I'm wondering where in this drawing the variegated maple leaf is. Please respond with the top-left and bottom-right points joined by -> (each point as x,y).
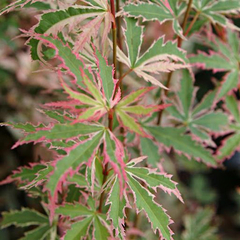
106,156 -> 182,240
165,69 -> 228,146
1,208 -> 52,240
190,30 -> 240,99
144,124 -> 217,166
122,0 -> 187,39
115,87 -> 169,136
115,17 -> 189,88
24,0 -> 113,60
55,202 -> 111,240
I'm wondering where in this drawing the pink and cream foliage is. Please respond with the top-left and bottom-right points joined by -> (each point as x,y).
0,0 -> 239,239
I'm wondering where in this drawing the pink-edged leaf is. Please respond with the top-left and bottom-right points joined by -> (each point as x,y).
218,70 -> 239,99
95,48 -> 117,106
117,87 -> 155,107
23,164 -> 54,190
123,17 -> 143,68
63,216 -> 94,240
127,172 -> 173,240
145,126 -> 217,166
217,133 -> 240,161
55,203 -> 94,218
116,110 -> 146,136
93,216 -> 111,240
126,166 -> 183,202
121,104 -> 169,116
103,130 -> 127,196
0,0 -> 33,15
46,129 -> 104,219
82,72 -> 106,106
62,80 -> 100,106
30,35 -> 88,87
0,163 -> 47,186
76,106 -> 107,122
1,122 -> 44,133
106,176 -> 127,238
16,123 -> 104,146
189,51 -> 234,72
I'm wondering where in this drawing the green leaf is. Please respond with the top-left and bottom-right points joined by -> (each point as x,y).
208,1 -> 240,13
218,70 -> 239,99
95,48 -> 114,104
127,173 -> 172,240
93,216 -> 110,240
56,203 -> 94,218
1,208 -> 48,228
226,95 -> 240,123
107,177 -> 126,236
68,173 -> 88,187
41,110 -> 66,124
182,208 -> 218,240
123,3 -> 173,24
126,167 -> 176,190
217,133 -> 240,160
228,30 -> 239,58
178,70 -> 194,118
24,165 -> 54,189
192,112 -> 228,132
121,105 -> 158,115
140,138 -> 160,167
21,123 -> 104,143
192,90 -> 216,116
11,164 -> 47,183
135,37 -> 187,68
124,17 -> 143,67
189,125 -> 209,140
32,36 -> 88,87
64,216 -> 93,240
146,126 -> 216,166
117,87 -> 153,107
189,53 -> 233,71
116,110 -> 144,135
2,122 -> 43,133
30,7 -> 104,58
20,224 -> 51,240
0,0 -> 32,15
62,81 -> 100,106
46,130 -> 104,197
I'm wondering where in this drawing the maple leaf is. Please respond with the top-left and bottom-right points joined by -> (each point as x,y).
217,95 -> 240,161
115,87 -> 169,136
55,202 -> 111,239
165,70 -> 228,145
26,0 -> 113,61
145,125 -> 217,166
115,17 -> 189,88
190,30 -> 240,99
192,0 -> 240,30
1,208 -> 52,240
122,1 -> 187,39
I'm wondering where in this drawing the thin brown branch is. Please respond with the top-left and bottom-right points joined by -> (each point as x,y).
177,0 -> 193,47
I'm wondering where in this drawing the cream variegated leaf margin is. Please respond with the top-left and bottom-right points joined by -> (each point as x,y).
116,17 -> 189,89
27,0 -> 112,60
